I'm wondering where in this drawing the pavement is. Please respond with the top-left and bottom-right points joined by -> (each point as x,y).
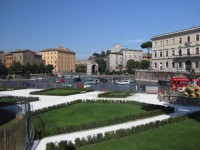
0,89 -> 200,150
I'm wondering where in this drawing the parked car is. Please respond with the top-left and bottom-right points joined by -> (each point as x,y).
84,83 -> 91,88
37,77 -> 43,80
62,83 -> 73,88
74,77 -> 81,82
23,82 -> 35,87
29,77 -> 37,81
117,80 -> 130,85
158,79 -> 170,86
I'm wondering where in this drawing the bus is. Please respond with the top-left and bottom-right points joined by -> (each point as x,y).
169,77 -> 200,91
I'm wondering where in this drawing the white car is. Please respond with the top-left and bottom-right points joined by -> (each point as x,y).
37,77 -> 43,80
84,83 -> 91,88
29,77 -> 37,81
117,80 -> 130,85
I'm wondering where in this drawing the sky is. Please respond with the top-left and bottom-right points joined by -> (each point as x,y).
0,0 -> 200,60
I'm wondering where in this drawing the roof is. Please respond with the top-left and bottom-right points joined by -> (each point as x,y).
11,49 -> 36,54
40,46 -> 75,54
151,26 -> 200,40
121,48 -> 143,52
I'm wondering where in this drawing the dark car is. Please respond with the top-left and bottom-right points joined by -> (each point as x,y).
99,78 -> 107,83
23,82 -> 35,87
74,77 -> 81,82
158,79 -> 170,86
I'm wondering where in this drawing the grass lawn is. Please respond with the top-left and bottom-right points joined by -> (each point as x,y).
30,88 -> 88,96
32,103 -> 148,133
79,118 -> 200,150
98,91 -> 131,98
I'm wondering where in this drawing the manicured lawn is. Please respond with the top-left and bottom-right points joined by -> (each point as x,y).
32,103 -> 147,133
79,118 -> 200,150
30,88 -> 89,96
98,91 -> 132,98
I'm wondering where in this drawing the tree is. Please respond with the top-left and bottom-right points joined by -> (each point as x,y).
106,50 -> 111,56
0,62 -> 8,76
117,64 -> 123,72
141,60 -> 150,69
126,60 -> 135,74
141,41 -> 152,60
100,50 -> 106,57
45,64 -> 54,74
95,57 -> 107,74
8,61 -> 23,75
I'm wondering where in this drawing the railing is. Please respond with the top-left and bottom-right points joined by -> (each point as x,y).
0,102 -> 34,150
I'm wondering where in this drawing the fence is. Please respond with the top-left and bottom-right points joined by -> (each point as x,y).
0,102 -> 34,150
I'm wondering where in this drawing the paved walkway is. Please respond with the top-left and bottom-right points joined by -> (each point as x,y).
0,89 -> 200,150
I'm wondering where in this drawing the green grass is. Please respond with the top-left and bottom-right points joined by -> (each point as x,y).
30,88 -> 89,96
32,103 -> 147,132
79,118 -> 200,150
98,91 -> 131,98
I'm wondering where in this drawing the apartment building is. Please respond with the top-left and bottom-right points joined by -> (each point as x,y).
3,50 -> 44,68
151,26 -> 200,72
40,46 -> 76,74
0,51 -> 5,64
107,44 -> 143,71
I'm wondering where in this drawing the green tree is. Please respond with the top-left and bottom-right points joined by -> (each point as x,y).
45,64 -> 54,74
141,41 -> 152,60
101,50 -> 106,57
106,50 -> 111,56
141,60 -> 150,69
0,62 -> 8,76
76,64 -> 87,73
8,61 -> 23,75
126,60 -> 135,74
95,57 -> 107,74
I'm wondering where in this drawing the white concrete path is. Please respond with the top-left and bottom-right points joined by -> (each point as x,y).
0,89 -> 200,150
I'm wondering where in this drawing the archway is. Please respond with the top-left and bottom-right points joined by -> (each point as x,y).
91,64 -> 97,75
185,60 -> 192,72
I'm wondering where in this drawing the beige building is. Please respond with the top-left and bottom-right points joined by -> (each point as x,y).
0,51 -> 5,64
151,26 -> 200,72
11,50 -> 44,66
107,44 -> 143,71
40,46 -> 76,74
4,50 -> 44,68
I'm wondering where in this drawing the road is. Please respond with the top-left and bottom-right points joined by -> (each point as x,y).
0,76 -> 170,93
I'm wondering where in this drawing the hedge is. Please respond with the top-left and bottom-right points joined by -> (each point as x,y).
30,88 -> 93,96
33,99 -> 174,139
0,96 -> 39,107
98,91 -> 132,98
46,111 -> 200,150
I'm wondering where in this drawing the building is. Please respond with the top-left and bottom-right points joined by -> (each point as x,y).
40,46 -> 76,74
151,26 -> 200,72
107,44 -> 143,71
3,50 -> 44,68
0,51 -> 5,64
11,50 -> 44,66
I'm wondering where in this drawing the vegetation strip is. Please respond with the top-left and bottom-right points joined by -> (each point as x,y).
30,88 -> 93,96
32,99 -> 174,139
46,111 -> 200,150
0,96 -> 39,106
98,91 -> 132,98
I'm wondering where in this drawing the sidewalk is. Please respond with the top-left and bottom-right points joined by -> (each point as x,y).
1,89 -> 199,150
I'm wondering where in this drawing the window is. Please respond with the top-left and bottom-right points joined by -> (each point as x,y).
155,42 -> 157,47
166,40 -> 168,45
155,63 -> 157,68
179,37 -> 182,43
196,48 -> 199,54
166,62 -> 168,68
160,41 -> 163,46
172,62 -> 175,68
179,62 -> 182,68
187,36 -> 190,42
196,34 -> 199,41
155,52 -> 157,57
160,51 -> 162,57
172,50 -> 175,56
195,62 -> 199,68
166,51 -> 168,57
172,39 -> 175,44
178,49 -> 182,56
187,48 -> 190,55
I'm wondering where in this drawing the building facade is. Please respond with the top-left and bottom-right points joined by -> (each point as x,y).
151,26 -> 200,72
40,46 -> 76,74
4,50 -> 44,68
107,44 -> 143,71
0,51 -> 5,64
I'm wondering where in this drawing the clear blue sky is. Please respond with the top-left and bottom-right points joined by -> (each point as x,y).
1,0 -> 200,60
